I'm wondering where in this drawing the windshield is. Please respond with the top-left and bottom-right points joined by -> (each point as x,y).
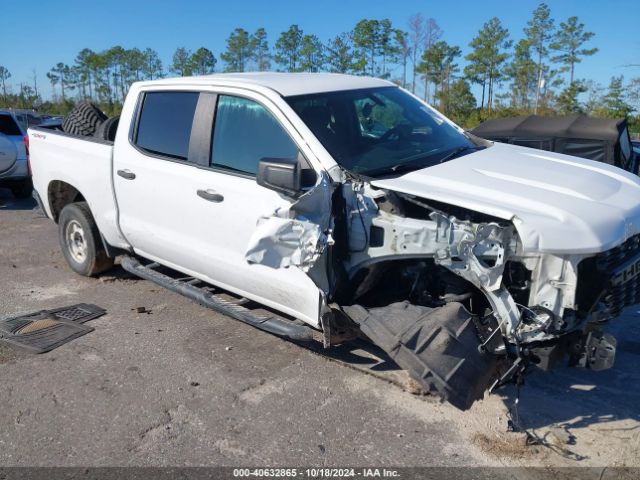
286,86 -> 482,177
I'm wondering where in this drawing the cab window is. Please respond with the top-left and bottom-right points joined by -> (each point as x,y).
210,95 -> 298,175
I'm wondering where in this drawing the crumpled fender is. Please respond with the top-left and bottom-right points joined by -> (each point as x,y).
245,174 -> 333,272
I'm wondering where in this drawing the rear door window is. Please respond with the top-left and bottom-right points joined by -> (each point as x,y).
0,115 -> 23,136
135,91 -> 199,160
210,95 -> 298,175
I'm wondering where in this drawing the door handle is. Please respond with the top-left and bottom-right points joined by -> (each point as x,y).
117,169 -> 136,180
197,189 -> 224,203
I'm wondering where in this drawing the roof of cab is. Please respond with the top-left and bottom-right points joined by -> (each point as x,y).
138,72 -> 395,97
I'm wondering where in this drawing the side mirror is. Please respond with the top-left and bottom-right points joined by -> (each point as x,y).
257,157 -> 302,196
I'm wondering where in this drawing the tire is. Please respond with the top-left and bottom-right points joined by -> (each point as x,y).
93,116 -> 119,142
62,102 -> 108,137
10,178 -> 33,199
344,301 -> 498,410
58,202 -> 114,276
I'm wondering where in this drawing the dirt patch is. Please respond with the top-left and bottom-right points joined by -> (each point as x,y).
472,432 -> 544,460
0,344 -> 29,364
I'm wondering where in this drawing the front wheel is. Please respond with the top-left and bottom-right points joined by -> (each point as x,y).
58,202 -> 114,276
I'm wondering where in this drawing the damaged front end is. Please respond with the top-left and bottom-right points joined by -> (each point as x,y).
245,175 -> 622,410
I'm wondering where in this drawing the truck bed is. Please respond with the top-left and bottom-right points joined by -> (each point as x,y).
28,126 -> 126,250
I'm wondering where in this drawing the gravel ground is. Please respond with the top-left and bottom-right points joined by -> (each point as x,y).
0,188 -> 638,474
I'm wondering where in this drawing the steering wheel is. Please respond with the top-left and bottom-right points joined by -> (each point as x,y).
379,124 -> 412,142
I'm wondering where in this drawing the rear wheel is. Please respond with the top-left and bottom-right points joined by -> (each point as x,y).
10,178 -> 33,199
58,202 -> 114,276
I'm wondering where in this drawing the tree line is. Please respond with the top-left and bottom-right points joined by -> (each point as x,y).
1,3 -> 639,131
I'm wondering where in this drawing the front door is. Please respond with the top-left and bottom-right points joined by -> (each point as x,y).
114,88 -> 323,326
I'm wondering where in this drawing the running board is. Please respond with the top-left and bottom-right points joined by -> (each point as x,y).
120,256 -> 315,342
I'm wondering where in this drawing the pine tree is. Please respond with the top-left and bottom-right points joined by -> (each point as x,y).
503,39 -> 537,109
220,29 -> 253,72
378,19 -> 398,78
299,35 -> 324,72
438,79 -> 476,121
142,48 -> 163,80
556,80 -> 587,114
524,3 -> 555,113
191,47 -> 217,75
407,13 -> 425,93
171,47 -> 192,76
551,16 -> 597,84
352,19 -> 380,76
46,63 -> 72,101
74,48 -> 96,99
394,30 -> 410,88
422,18 -> 442,101
252,28 -> 271,71
464,17 -> 511,111
602,76 -> 633,117
418,41 -> 460,110
326,33 -> 356,73
274,25 -> 304,72
0,66 -> 11,98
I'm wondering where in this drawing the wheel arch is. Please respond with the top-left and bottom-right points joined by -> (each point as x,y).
47,180 -> 87,223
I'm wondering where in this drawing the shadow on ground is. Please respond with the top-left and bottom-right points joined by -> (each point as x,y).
306,306 -> 640,434
0,188 -> 36,211
498,308 -> 640,432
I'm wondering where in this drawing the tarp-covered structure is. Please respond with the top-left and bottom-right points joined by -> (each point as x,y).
471,115 -> 634,171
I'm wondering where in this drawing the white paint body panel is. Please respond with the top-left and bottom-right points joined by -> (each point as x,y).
28,131 -> 126,249
143,72 -> 394,97
372,142 -> 640,254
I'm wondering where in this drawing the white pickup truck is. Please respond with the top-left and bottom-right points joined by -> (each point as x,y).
29,73 -> 640,410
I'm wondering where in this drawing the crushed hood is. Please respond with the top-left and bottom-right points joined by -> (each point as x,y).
371,142 -> 640,254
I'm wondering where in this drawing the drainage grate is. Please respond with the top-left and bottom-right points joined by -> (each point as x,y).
0,304 -> 106,354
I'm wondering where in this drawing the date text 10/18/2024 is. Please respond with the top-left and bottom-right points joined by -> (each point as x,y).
232,468 -> 401,478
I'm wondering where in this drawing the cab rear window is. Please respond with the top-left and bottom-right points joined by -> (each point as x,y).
0,115 -> 22,136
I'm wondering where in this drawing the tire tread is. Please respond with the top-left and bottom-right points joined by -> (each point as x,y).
62,102 -> 108,137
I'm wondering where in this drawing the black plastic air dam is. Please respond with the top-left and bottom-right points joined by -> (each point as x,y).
343,301 -> 498,410
120,255 -> 315,342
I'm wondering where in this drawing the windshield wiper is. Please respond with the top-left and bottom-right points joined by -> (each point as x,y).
437,145 -> 485,163
363,159 -> 433,177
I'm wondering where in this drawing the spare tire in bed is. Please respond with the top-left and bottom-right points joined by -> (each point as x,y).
62,101 -> 108,137
93,116 -> 119,142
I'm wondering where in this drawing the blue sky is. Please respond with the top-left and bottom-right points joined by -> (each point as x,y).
2,0 -> 639,99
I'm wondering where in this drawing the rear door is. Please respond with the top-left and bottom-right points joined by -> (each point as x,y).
114,88 -> 323,325
113,90 -> 202,260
